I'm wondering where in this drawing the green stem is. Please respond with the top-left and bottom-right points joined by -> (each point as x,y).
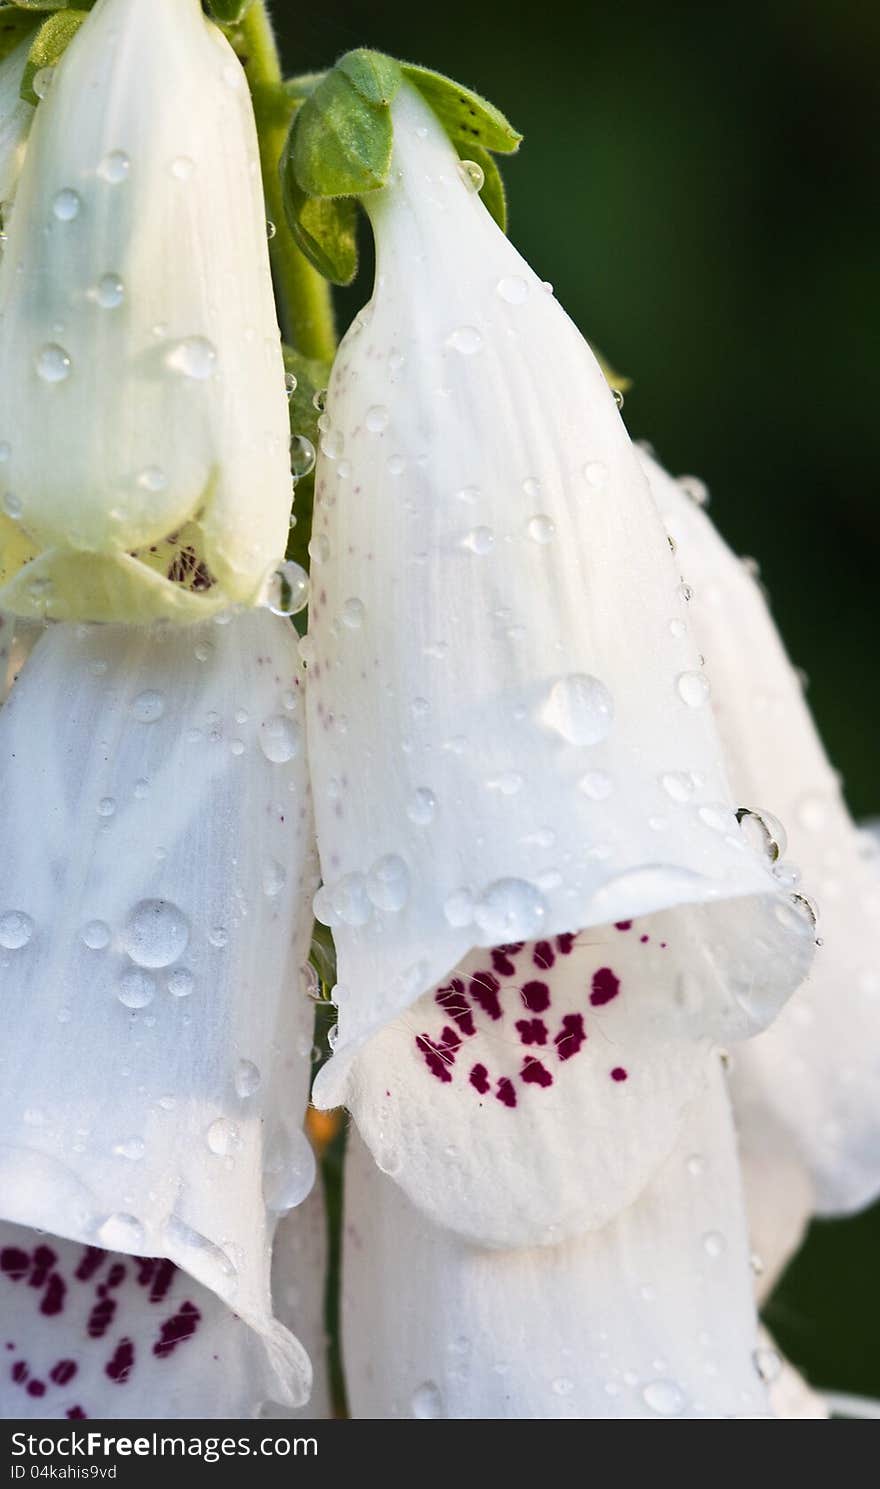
236,3 -> 337,363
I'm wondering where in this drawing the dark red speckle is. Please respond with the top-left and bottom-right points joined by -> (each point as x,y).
496,1077 -> 517,1108
470,1063 -> 490,1095
50,1360 -> 78,1386
521,980 -> 550,1013
590,967 -> 620,1006
533,941 -> 555,970
516,1017 -> 548,1046
555,1012 -> 586,1061
610,1066 -> 628,1082
436,980 -> 475,1036
521,1057 -> 553,1088
154,1301 -> 201,1358
469,971 -> 502,1021
106,1338 -> 135,1383
614,921 -> 632,932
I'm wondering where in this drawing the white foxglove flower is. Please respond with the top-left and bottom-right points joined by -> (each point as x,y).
343,1059 -> 775,1419
0,611 -> 318,1411
0,0 -> 291,623
642,452 -> 880,1238
0,36 -> 33,204
0,1195 -> 327,1420
307,81 -> 815,1245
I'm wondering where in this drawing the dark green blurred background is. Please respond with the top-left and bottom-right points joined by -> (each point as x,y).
270,0 -> 880,1400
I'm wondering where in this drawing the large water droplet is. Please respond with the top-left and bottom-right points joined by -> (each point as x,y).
206,1117 -> 242,1156
98,150 -> 130,184
81,920 -> 111,950
330,872 -> 372,927
497,275 -> 529,305
642,1379 -> 686,1416
131,689 -> 165,723
167,336 -> 217,380
123,899 -> 189,969
527,514 -> 556,544
736,807 -> 787,863
474,879 -> 546,940
290,434 -> 316,480
366,855 -> 410,913
117,969 -> 156,1009
167,968 -> 194,998
95,273 -> 124,309
266,560 -> 309,617
0,910 -> 33,950
35,344 -> 71,384
52,188 -> 81,222
259,714 -> 301,764
235,1059 -> 262,1098
32,67 -> 55,100
457,159 -> 484,192
263,1126 -> 316,1212
543,674 -> 614,746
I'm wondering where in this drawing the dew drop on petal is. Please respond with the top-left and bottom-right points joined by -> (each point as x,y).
290,434 -> 316,480
263,1126 -> 316,1212
52,188 -> 80,222
167,968 -> 194,999
137,466 -> 167,493
32,67 -> 55,100
407,787 -> 436,826
206,1117 -> 242,1156
543,673 -> 614,746
527,514 -> 556,544
462,526 -> 494,555
170,155 -> 194,181
411,1382 -> 444,1419
457,159 -> 484,192
584,460 -> 607,488
0,911 -> 33,949
81,920 -> 111,951
474,878 -> 546,941
131,689 -> 165,723
702,1230 -> 726,1258
234,1060 -> 262,1099
497,275 -> 529,305
642,1380 -> 686,1416
117,969 -> 157,1009
579,770 -> 614,800
320,429 -> 344,460
266,560 -> 309,617
341,598 -> 365,629
443,888 -> 474,927
95,273 -> 124,309
96,1213 -> 144,1250
447,326 -> 482,355
366,854 -> 410,913
365,405 -> 389,434
98,150 -> 130,184
259,715 -> 301,764
167,336 -> 217,380
676,671 -> 711,707
123,900 -> 189,969
35,344 -> 71,384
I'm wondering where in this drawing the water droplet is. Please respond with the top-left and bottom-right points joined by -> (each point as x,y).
99,150 -> 130,184
543,673 -> 614,746
612,388 -> 625,410
35,344 -> 71,384
579,769 -> 614,800
462,526 -> 494,555
96,1213 -> 144,1250
167,968 -> 194,998
702,1230 -> 726,1258
131,689 -> 165,723
584,460 -> 607,488
736,807 -> 787,863
487,771 -> 524,796
527,514 -> 556,544
474,879 -> 546,941
341,597 -> 365,629
407,787 -> 436,825
290,434 -> 316,480
95,273 -> 124,309
497,275 -> 529,304
551,1377 -> 575,1397
447,325 -> 482,355
163,1216 -> 238,1295
97,796 -> 116,818
366,854 -> 410,913
266,218 -> 276,240
2,491 -> 21,519
123,900 -> 189,969
686,1153 -> 705,1177
235,1059 -> 262,1098
112,1137 -> 145,1161
411,1381 -> 444,1419
52,188 -> 80,222
457,159 -> 484,192
82,919 -> 110,950
320,428 -> 344,460
443,888 -> 474,927
0,911 -> 33,950
259,714 -> 301,764
308,532 -> 329,565
642,1379 -> 686,1416
679,474 -> 709,507
207,1117 -> 242,1156
676,671 -> 711,708
137,466 -> 167,492
167,336 -> 217,380
208,925 -> 228,948
170,155 -> 194,181
263,1126 -> 316,1212
117,969 -> 156,1009
266,560 -> 309,617
365,405 -> 389,434
660,771 -> 695,802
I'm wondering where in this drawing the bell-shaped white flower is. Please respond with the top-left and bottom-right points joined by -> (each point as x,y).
0,1193 -> 327,1420
0,0 -> 291,623
0,610 -> 318,1408
307,82 -> 815,1245
0,36 -> 33,204
343,1058 -> 776,1419
642,451 -> 880,1232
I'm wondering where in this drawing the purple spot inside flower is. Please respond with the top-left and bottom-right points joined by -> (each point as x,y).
491,943 -> 524,977
521,980 -> 550,1013
11,1360 -> 27,1384
149,1259 -> 177,1304
26,1379 -> 45,1398
40,1273 -> 66,1317
67,1407 -> 87,1420
436,979 -> 475,1036
555,1012 -> 586,1060
590,967 -> 620,1006
87,1297 -> 116,1339
516,1017 -> 548,1046
154,1301 -> 201,1358
469,971 -> 502,1021
50,1360 -> 78,1386
106,1338 -> 134,1383
533,941 -> 555,970
1,1248 -> 29,1282
416,1028 -> 459,1082
614,921 -> 632,931
496,1077 -> 517,1108
611,1066 -> 628,1082
75,1248 -> 105,1283
556,933 -> 576,955
521,1057 -> 553,1088
470,1063 -> 490,1095
30,1246 -> 57,1289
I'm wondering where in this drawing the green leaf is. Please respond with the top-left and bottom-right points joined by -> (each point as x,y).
283,343 -> 332,580
0,8 -> 38,63
461,143 -> 507,231
401,61 -> 521,154
290,50 -> 401,199
20,7 -> 86,105
281,168 -> 359,286
205,0 -> 252,19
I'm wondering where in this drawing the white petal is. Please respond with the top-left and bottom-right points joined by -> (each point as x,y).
0,611 -> 317,1405
306,82 -> 812,1067
644,451 -> 880,1217
343,1060 -> 773,1418
755,1329 -> 827,1420
267,1182 -> 332,1419
0,37 -> 33,202
0,1220 -> 279,1419
330,907 -> 813,1248
0,0 -> 291,620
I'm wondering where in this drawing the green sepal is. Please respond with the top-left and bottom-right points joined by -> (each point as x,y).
0,7 -> 38,62
283,343 -> 332,578
20,7 -> 87,105
401,61 -> 521,154
282,170 -> 359,287
205,0 -> 252,20
309,921 -> 338,998
460,142 -> 507,232
289,48 -> 401,199
283,71 -> 325,106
